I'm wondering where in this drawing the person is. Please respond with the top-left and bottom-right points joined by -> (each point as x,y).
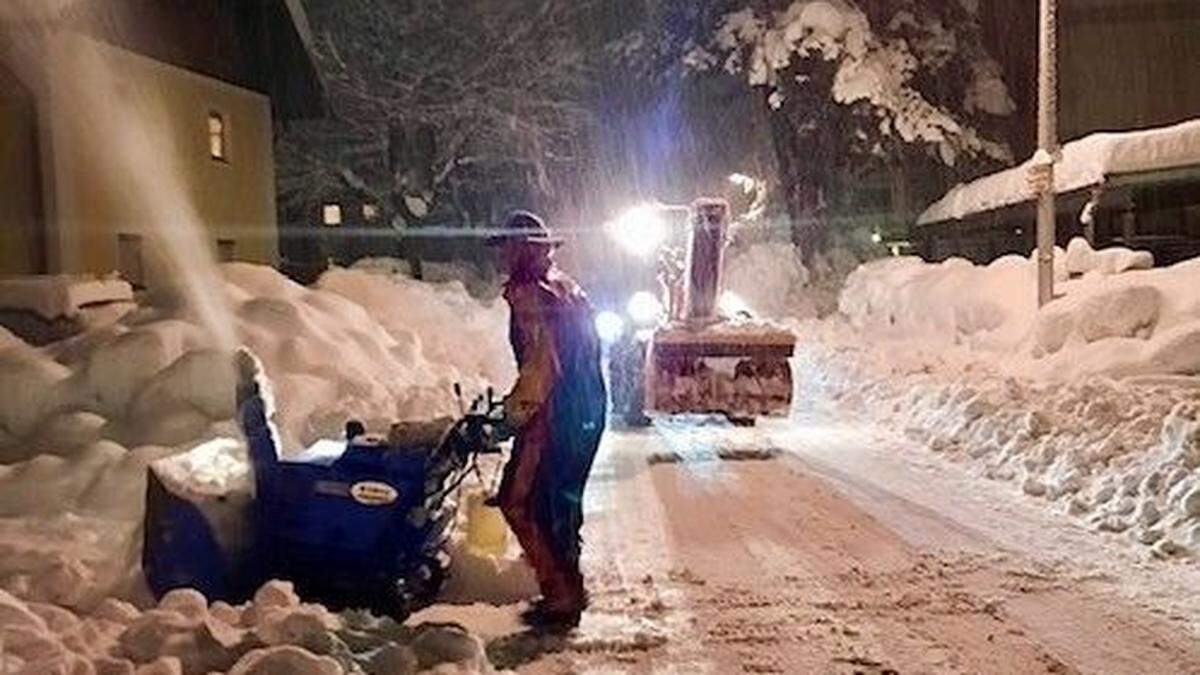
487,210 -> 607,629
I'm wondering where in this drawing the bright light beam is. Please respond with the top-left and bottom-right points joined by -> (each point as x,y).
607,204 -> 667,257
594,311 -> 626,344
626,291 -> 664,326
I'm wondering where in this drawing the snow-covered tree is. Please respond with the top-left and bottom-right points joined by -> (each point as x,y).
619,0 -> 1016,262
276,0 -> 597,233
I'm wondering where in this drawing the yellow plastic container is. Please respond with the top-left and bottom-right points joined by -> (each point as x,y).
465,490 -> 509,557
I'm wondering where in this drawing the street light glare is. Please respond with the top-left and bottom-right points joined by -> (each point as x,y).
608,204 -> 667,256
627,291 -> 664,325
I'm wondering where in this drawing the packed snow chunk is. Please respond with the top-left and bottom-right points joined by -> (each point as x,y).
0,589 -> 49,631
129,350 -> 236,424
0,350 -> 71,439
227,646 -> 342,675
151,437 -> 251,499
1144,321 -> 1200,376
36,412 -> 108,455
82,321 -> 208,418
94,599 -> 143,626
411,623 -> 490,672
247,581 -> 340,651
252,580 -> 300,611
157,589 -> 208,622
1065,237 -> 1154,277
1075,284 -> 1160,343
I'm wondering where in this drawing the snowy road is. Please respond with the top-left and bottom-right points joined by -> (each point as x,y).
456,413 -> 1200,674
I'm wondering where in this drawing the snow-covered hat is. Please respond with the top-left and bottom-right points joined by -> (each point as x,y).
486,210 -> 562,247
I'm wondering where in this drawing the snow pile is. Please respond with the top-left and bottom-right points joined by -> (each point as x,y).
919,117 -> 1200,224
350,257 -> 503,301
796,319 -> 1200,559
0,263 -> 516,604
798,242 -> 1200,558
0,579 -> 497,674
837,240 -> 1200,380
725,242 -> 813,318
0,274 -> 133,320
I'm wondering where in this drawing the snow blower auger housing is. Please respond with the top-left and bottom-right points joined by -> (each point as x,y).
645,199 -> 796,421
142,350 -> 503,619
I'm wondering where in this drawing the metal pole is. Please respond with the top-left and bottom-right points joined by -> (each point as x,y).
1036,0 -> 1058,307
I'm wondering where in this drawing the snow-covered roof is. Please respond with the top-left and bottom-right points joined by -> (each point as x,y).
918,118 -> 1200,225
0,275 -> 133,319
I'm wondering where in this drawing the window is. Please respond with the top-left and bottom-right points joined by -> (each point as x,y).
208,112 -> 227,161
216,238 -> 236,263
322,204 -> 343,226
363,204 -> 380,222
117,233 -> 145,289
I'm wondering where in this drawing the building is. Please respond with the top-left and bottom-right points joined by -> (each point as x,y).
0,0 -> 323,286
915,120 -> 1200,266
915,0 -> 1200,264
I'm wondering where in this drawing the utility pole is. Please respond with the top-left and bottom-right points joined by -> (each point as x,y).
1036,0 -> 1059,307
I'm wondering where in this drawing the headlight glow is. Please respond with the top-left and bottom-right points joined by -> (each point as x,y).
607,204 -> 667,257
594,311 -> 625,344
626,291 -> 663,326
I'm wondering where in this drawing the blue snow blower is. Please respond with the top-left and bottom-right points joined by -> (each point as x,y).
142,350 -> 504,618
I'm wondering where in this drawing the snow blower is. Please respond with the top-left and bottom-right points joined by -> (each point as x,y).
142,350 -> 505,618
606,199 -> 796,424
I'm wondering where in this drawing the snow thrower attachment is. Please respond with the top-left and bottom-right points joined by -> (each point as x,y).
142,350 -> 504,619
644,199 -> 796,421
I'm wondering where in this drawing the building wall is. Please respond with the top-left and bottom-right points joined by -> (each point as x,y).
982,0 -> 1200,159
39,33 -> 277,284
0,62 -> 43,275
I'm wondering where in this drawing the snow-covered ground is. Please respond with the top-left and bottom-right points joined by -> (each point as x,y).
3,239 -> 1200,673
0,263 -> 521,674
788,239 -> 1200,562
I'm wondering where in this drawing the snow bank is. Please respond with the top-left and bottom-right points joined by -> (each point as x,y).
0,578 -> 498,675
919,117 -> 1200,224
0,264 -> 516,607
797,319 -> 1200,560
837,240 -> 1200,380
0,274 -> 133,320
350,256 -> 503,301
798,238 -> 1200,559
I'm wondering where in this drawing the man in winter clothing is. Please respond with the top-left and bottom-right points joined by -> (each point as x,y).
488,210 -> 607,629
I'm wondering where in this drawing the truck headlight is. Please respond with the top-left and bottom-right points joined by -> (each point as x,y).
626,291 -> 663,326
594,311 -> 625,344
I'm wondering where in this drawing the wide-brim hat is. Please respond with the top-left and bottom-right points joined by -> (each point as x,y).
485,210 -> 563,247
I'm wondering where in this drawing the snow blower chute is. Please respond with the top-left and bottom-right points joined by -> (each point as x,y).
142,350 -> 504,618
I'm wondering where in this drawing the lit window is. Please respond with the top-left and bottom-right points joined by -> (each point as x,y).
322,204 -> 342,226
363,204 -> 380,221
208,112 -> 227,161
